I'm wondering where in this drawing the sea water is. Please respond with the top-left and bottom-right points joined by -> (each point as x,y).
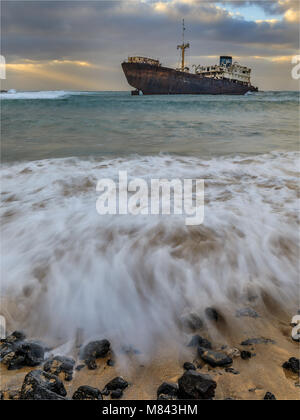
1,91 -> 299,354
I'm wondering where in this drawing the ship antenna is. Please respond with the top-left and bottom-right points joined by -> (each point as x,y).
177,19 -> 190,72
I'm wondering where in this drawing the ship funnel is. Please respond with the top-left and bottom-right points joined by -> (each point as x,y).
220,56 -> 232,66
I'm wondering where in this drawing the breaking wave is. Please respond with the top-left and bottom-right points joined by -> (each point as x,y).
0,90 -> 84,100
1,152 -> 299,355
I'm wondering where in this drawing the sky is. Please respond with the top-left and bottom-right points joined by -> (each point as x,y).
1,0 -> 299,91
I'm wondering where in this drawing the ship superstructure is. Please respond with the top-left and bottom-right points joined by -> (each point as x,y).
122,21 -> 258,95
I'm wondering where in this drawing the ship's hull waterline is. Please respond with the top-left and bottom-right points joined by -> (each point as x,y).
122,62 -> 258,95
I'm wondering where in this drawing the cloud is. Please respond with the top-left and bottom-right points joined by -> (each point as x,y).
1,0 -> 299,90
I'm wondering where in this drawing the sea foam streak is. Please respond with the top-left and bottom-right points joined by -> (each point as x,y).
0,90 -> 84,100
1,152 -> 299,355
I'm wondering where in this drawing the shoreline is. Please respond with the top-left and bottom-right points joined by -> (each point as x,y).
1,305 -> 299,400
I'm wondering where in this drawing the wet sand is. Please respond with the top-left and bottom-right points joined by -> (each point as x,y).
1,307 -> 299,400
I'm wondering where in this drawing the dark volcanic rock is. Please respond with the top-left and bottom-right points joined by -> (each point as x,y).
183,362 -> 196,371
72,385 -> 102,400
20,370 -> 67,400
205,308 -> 219,322
282,358 -> 300,375
157,382 -> 178,399
0,331 -> 26,360
44,356 -> 75,381
236,308 -> 259,318
241,338 -> 275,346
1,331 -> 26,345
225,367 -> 240,375
188,335 -> 212,349
80,339 -> 110,370
75,364 -> 85,372
241,351 -> 252,360
264,392 -> 276,400
182,313 -> 203,331
2,341 -> 44,370
101,388 -> 110,396
111,389 -> 123,399
198,348 -> 233,368
107,359 -> 115,367
105,377 -> 128,391
178,370 -> 217,400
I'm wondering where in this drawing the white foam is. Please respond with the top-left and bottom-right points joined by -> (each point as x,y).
0,90 -> 83,100
1,152 -> 299,354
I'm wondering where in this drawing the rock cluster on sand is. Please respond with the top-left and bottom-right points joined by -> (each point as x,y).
80,339 -> 111,369
178,370 -> 217,400
72,386 -> 103,400
0,334 -> 133,400
44,356 -> 75,381
0,331 -> 45,370
21,370 -> 67,400
102,377 -> 129,399
198,348 -> 233,368
157,365 -> 217,400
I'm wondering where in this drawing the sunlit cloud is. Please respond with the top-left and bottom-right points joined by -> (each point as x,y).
284,8 -> 300,23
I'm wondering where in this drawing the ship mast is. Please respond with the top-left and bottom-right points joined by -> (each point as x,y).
177,19 -> 190,72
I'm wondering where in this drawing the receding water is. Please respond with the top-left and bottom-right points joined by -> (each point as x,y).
0,91 -> 299,355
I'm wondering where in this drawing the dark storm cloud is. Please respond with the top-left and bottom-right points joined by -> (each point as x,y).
1,0 -> 298,62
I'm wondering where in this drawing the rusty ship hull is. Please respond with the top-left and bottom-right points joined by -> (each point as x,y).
122,62 -> 258,95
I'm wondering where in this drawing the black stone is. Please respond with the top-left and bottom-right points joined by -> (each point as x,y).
44,356 -> 75,381
20,370 -> 67,400
111,389 -> 123,399
157,382 -> 178,399
0,331 -> 26,360
198,348 -> 233,368
80,340 -> 110,370
205,308 -> 219,322
241,351 -> 252,360
105,377 -> 128,391
282,358 -> 300,375
241,338 -> 275,346
101,388 -> 110,396
264,392 -> 276,400
107,359 -> 115,367
183,362 -> 196,371
3,341 -> 44,370
225,367 -> 240,375
178,370 -> 217,400
182,313 -> 203,331
72,385 -> 102,400
188,335 -> 212,349
75,364 -> 85,371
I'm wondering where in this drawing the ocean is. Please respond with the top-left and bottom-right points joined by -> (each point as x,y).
1,90 -> 299,355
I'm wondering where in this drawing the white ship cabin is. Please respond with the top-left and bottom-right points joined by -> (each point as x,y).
128,57 -> 161,66
194,56 -> 251,85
